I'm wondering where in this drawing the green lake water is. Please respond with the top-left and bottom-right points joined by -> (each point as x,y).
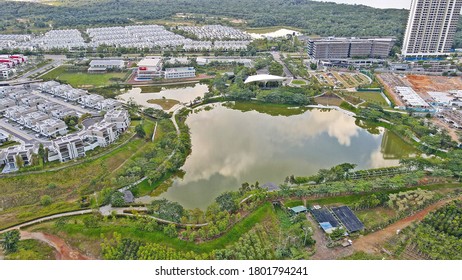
159,103 -> 417,209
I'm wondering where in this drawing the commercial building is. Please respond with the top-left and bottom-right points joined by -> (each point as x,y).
137,57 -> 163,79
164,67 -> 196,79
402,0 -> 462,57
308,37 -> 395,60
88,60 -> 125,73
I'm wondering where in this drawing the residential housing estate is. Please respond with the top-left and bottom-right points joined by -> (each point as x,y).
0,82 -> 130,172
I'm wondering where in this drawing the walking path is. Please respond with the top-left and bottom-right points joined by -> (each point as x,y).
0,209 -> 93,234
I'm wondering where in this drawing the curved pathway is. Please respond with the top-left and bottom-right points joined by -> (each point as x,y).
0,210 -> 92,234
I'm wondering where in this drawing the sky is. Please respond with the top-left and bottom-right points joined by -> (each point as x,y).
314,0 -> 412,9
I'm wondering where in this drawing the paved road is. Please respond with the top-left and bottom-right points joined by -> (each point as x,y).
20,55 -> 67,80
0,119 -> 34,144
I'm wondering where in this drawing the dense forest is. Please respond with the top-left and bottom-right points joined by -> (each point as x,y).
2,0 -> 462,48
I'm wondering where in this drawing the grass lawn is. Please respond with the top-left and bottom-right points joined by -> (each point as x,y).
355,207 -> 397,229
291,80 -> 306,85
147,99 -> 180,110
354,91 -> 388,106
41,66 -> 127,88
5,239 -> 55,260
227,101 -> 307,116
284,199 -> 304,208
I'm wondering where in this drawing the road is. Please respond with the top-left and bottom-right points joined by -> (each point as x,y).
0,119 -> 34,144
270,51 -> 294,85
18,55 -> 67,80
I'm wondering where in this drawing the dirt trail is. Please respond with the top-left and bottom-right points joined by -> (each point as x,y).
20,231 -> 92,260
352,196 -> 462,254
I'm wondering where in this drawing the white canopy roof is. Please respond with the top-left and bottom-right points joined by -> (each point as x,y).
244,74 -> 286,84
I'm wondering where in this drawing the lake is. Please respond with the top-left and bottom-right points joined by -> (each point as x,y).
158,103 -> 417,209
118,83 -> 208,109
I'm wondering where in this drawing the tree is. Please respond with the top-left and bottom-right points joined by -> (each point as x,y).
135,124 -> 146,138
110,192 -> 125,207
329,227 -> 346,241
2,230 -> 20,254
149,199 -> 185,223
38,143 -> 45,163
15,155 -> 24,168
215,192 -> 238,213
309,63 -> 317,70
163,224 -> 178,238
40,195 -> 52,206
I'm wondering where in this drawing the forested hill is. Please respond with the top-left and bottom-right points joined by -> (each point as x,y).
1,0 -> 462,47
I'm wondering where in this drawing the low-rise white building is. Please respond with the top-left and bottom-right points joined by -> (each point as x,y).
137,57 -> 163,79
104,109 -> 130,131
97,98 -> 122,111
79,94 -> 105,108
87,121 -> 118,147
164,67 -> 196,79
88,60 -> 125,73
49,134 -> 86,162
0,144 -> 34,172
36,118 -> 68,137
0,98 -> 16,113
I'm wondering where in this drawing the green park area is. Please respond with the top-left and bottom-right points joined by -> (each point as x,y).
41,66 -> 128,88
0,118 -> 171,230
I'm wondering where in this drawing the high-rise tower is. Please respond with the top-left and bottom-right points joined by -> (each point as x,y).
402,0 -> 462,57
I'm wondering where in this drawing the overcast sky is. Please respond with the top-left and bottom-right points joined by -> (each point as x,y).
314,0 -> 412,9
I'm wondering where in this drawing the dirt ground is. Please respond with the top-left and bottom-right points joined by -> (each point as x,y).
352,196 -> 462,255
306,213 -> 354,260
406,75 -> 462,94
376,74 -> 406,106
20,231 -> 92,260
431,118 -> 460,142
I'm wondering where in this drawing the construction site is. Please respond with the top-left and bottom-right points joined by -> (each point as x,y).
377,73 -> 462,142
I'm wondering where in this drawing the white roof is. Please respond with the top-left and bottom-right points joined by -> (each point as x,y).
90,60 -> 124,66
138,58 -> 162,67
396,87 -> 430,107
428,92 -> 454,104
244,74 -> 286,84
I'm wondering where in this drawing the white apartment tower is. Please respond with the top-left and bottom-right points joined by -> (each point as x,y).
402,0 -> 462,57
